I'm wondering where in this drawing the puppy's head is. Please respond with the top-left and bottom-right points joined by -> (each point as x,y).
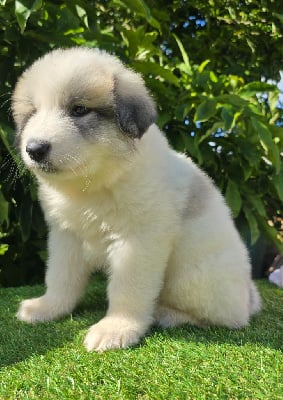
12,47 -> 156,184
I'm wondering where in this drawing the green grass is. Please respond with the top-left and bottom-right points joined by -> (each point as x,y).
0,276 -> 282,399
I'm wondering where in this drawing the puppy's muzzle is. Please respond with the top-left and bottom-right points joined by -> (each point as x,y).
26,140 -> 51,163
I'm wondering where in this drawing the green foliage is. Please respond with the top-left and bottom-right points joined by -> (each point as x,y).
1,0 -> 283,286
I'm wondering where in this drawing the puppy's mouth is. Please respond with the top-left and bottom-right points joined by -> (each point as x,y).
34,161 -> 58,174
24,140 -> 91,179
25,157 -> 59,174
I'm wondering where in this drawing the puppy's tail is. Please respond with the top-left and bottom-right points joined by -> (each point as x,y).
249,281 -> 261,316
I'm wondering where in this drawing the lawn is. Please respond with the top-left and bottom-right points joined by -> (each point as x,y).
0,276 -> 282,399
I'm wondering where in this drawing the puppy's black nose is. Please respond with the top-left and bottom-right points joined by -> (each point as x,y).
26,140 -> 51,162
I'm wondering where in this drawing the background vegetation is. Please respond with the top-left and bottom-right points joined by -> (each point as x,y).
1,0 -> 283,286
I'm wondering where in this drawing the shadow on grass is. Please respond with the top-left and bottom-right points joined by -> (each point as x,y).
149,314 -> 283,354
0,274 -> 107,368
1,277 -> 282,367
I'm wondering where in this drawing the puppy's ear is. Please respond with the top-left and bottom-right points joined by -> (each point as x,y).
113,71 -> 157,138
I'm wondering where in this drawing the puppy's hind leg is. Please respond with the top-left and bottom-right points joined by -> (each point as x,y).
154,304 -> 205,329
249,281 -> 261,316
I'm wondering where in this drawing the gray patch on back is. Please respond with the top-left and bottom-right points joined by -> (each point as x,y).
182,171 -> 214,219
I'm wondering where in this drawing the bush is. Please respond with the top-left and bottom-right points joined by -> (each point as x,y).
1,0 -> 283,286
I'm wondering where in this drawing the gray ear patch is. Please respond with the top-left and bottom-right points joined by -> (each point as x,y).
113,76 -> 157,139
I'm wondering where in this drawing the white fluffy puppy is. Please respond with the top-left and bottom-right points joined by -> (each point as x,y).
12,47 -> 261,352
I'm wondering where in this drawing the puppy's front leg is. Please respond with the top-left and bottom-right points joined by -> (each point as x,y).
84,235 -> 170,352
17,227 -> 89,323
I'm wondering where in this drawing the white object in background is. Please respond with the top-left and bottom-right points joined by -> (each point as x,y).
269,266 -> 283,288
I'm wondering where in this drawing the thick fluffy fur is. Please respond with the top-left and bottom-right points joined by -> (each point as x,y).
12,48 -> 261,352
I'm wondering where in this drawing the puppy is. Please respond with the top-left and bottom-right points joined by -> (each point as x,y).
12,47 -> 261,352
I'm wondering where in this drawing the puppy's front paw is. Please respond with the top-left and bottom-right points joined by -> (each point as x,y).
84,316 -> 144,352
17,297 -> 55,323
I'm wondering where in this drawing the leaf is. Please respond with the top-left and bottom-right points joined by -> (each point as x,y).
194,99 -> 217,122
0,189 -> 9,225
245,194 -> 267,218
217,94 -> 248,108
37,250 -> 47,262
198,122 -> 223,144
258,217 -> 283,252
239,82 -> 277,98
180,132 -> 203,165
75,5 -> 89,29
173,34 -> 192,74
251,117 -> 280,172
133,61 -> 179,86
0,124 -> 13,153
246,37 -> 256,54
0,124 -> 23,168
273,169 -> 283,202
228,7 -> 237,19
15,0 -> 42,33
228,75 -> 244,90
198,60 -> 210,73
221,105 -> 234,131
243,206 -> 260,245
238,139 -> 260,168
225,180 -> 242,218
157,113 -> 171,127
175,103 -> 191,120
209,71 -> 218,83
273,13 -> 283,23
0,244 -> 9,256
119,0 -> 160,30
15,1 -> 30,33
19,192 -> 33,242
269,125 -> 283,142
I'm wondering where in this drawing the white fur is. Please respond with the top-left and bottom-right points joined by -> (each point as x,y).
13,48 -> 261,352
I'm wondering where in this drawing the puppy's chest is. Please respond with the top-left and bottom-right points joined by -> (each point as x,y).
45,192 -> 128,241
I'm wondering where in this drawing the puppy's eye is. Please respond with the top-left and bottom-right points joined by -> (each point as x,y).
71,105 -> 91,117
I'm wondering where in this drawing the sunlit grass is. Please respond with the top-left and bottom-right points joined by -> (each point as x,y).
0,277 -> 282,399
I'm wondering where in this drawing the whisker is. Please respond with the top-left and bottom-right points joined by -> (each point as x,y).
60,153 -> 93,191
0,151 -> 28,188
0,154 -> 13,170
0,97 -> 11,110
0,91 -> 12,98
